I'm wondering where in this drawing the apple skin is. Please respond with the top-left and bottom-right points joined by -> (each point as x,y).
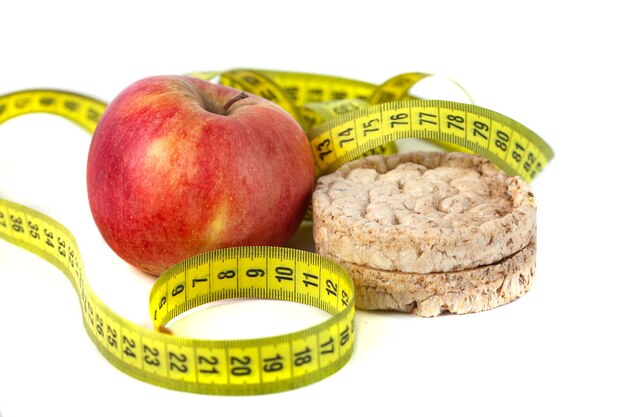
87,75 -> 314,275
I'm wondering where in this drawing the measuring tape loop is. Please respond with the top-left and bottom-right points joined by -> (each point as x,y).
367,72 -> 432,104
308,98 -> 553,182
0,69 -> 554,395
225,69 -> 381,106
0,198 -> 355,395
0,89 -> 107,133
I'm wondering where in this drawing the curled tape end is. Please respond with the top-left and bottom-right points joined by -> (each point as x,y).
158,325 -> 174,336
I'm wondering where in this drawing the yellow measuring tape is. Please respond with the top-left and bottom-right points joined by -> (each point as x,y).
0,69 -> 553,395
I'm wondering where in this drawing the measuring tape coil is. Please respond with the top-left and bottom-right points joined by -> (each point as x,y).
0,69 -> 553,395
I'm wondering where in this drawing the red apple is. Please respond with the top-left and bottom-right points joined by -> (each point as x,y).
87,75 -> 314,275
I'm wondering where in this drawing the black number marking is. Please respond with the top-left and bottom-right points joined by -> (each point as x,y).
169,352 -> 188,373
44,228 -> 54,248
307,88 -> 323,101
362,118 -> 380,136
340,325 -> 350,346
64,100 -> 79,111
123,336 -> 136,358
230,355 -> 252,376
331,91 -> 347,101
192,277 -> 207,287
242,75 -> 261,85
57,237 -> 66,257
171,284 -> 184,297
95,314 -> 104,337
28,221 -> 40,239
390,112 -> 408,128
446,114 -> 464,131
84,298 -> 94,326
39,96 -> 55,106
198,355 -> 219,374
218,270 -> 236,279
10,215 -> 24,233
246,268 -> 265,278
332,102 -> 358,114
262,354 -> 284,373
473,120 -> 489,139
524,152 -> 536,172
316,138 -> 332,161
495,130 -> 509,152
512,142 -> 525,162
418,112 -> 437,126
107,325 -> 118,348
302,272 -> 319,288
275,266 -> 294,282
337,127 -> 355,148
326,279 -> 338,297
143,345 -> 160,366
294,346 -> 312,367
153,295 -> 167,320
320,337 -> 335,355
285,86 -> 299,101
341,290 -> 349,307
87,108 -> 100,122
260,88 -> 278,102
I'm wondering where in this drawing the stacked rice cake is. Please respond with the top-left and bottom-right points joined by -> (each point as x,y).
312,151 -> 536,317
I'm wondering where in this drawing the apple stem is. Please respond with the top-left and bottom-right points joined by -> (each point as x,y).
223,91 -> 250,113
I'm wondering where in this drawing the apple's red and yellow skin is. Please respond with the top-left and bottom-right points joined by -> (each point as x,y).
87,75 -> 314,275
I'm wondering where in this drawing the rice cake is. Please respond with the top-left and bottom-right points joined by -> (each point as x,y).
312,151 -> 537,316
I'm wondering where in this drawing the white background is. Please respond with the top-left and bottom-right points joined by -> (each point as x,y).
1,1 -> 625,416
